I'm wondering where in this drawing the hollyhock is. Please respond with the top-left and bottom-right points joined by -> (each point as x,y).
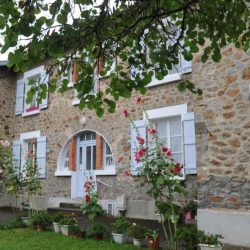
138,148 -> 146,158
170,163 -> 182,174
148,128 -> 157,134
123,169 -> 131,177
161,145 -> 172,157
85,195 -> 91,203
123,109 -> 129,118
136,136 -> 145,145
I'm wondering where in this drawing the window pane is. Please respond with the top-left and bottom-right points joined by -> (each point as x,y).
172,153 -> 183,164
92,132 -> 96,140
86,146 -> 91,170
170,117 -> 181,136
79,147 -> 82,165
106,156 -> 114,166
106,143 -> 111,155
86,132 -> 92,140
92,145 -> 96,170
170,136 -> 182,152
155,119 -> 168,144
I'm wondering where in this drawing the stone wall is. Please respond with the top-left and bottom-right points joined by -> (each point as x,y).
0,45 -> 249,211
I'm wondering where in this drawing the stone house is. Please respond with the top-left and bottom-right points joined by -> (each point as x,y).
0,44 -> 249,247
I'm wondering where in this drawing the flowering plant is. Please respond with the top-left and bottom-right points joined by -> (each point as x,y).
80,176 -> 103,221
122,96 -> 187,249
127,223 -> 147,239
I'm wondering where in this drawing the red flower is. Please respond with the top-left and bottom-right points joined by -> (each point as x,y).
148,128 -> 157,134
138,148 -> 146,158
123,109 -> 129,118
85,195 -> 91,203
161,145 -> 172,157
135,96 -> 143,105
170,163 -> 182,174
136,136 -> 145,145
117,156 -> 124,163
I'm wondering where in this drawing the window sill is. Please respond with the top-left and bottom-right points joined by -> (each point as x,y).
94,168 -> 116,176
147,73 -> 181,87
54,169 -> 72,177
22,109 -> 40,117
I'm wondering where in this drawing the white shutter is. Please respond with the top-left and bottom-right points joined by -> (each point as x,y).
39,71 -> 49,110
12,140 -> 21,176
182,112 -> 196,174
36,136 -> 47,178
180,56 -> 192,74
15,79 -> 25,115
131,120 -> 147,175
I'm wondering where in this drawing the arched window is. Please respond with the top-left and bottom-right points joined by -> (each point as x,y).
55,130 -> 115,176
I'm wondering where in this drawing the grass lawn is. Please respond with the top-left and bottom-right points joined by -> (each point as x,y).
0,228 -> 146,250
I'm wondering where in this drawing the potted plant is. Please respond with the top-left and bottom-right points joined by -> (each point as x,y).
30,211 -> 52,231
128,223 -> 147,247
198,230 -> 223,250
59,217 -> 77,236
68,224 -> 85,238
90,223 -> 107,240
174,225 -> 198,250
145,229 -> 160,250
52,212 -> 65,233
112,216 -> 130,244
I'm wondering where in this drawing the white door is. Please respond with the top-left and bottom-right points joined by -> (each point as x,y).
76,139 -> 96,197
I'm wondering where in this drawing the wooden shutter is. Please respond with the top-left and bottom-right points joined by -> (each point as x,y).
15,79 -> 25,115
182,112 -> 196,174
36,136 -> 47,178
12,140 -> 21,176
96,134 -> 103,170
68,136 -> 77,171
131,120 -> 147,175
39,71 -> 49,110
72,63 -> 79,82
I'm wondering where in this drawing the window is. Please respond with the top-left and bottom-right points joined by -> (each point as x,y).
106,203 -> 114,215
12,131 -> 47,178
55,131 -> 115,176
131,28 -> 192,87
131,104 -> 197,176
15,65 -> 49,117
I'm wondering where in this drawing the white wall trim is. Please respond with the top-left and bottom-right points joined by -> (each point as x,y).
20,130 -> 41,141
94,168 -> 116,176
144,103 -> 187,120
147,73 -> 181,87
54,169 -> 72,177
24,65 -> 45,79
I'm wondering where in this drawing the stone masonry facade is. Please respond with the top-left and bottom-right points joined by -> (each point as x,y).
0,45 -> 249,211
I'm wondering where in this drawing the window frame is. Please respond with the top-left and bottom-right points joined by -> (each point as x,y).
22,65 -> 46,117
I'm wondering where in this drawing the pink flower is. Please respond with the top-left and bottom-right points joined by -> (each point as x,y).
135,96 -> 143,105
134,152 -> 141,163
148,128 -> 157,134
117,156 -> 125,163
136,136 -> 145,145
123,109 -> 129,118
85,195 -> 91,203
170,163 -> 182,174
161,145 -> 172,157
138,148 -> 146,158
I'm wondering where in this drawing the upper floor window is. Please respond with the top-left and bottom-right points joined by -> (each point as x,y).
15,65 -> 49,117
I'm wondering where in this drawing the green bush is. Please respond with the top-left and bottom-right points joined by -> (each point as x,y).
90,223 -> 107,236
127,223 -> 147,239
53,212 -> 65,223
68,224 -> 85,238
112,217 -> 130,234
30,211 -> 52,227
197,230 -> 223,246
59,217 -> 77,226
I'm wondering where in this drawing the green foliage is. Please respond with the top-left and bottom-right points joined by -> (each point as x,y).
197,230 -> 223,246
145,229 -> 159,241
174,225 -> 199,250
30,211 -> 52,227
127,223 -> 147,240
53,212 -> 65,223
90,223 -> 107,236
68,224 -> 85,238
184,200 -> 198,216
0,217 -> 27,230
59,217 -> 77,226
0,1 -> 249,116
112,216 -> 130,234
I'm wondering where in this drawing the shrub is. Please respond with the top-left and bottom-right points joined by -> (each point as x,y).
68,224 -> 85,238
90,223 -> 107,236
59,217 -> 77,226
30,211 -> 52,227
53,212 -> 65,223
197,230 -> 223,246
127,223 -> 147,239
112,217 -> 130,234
